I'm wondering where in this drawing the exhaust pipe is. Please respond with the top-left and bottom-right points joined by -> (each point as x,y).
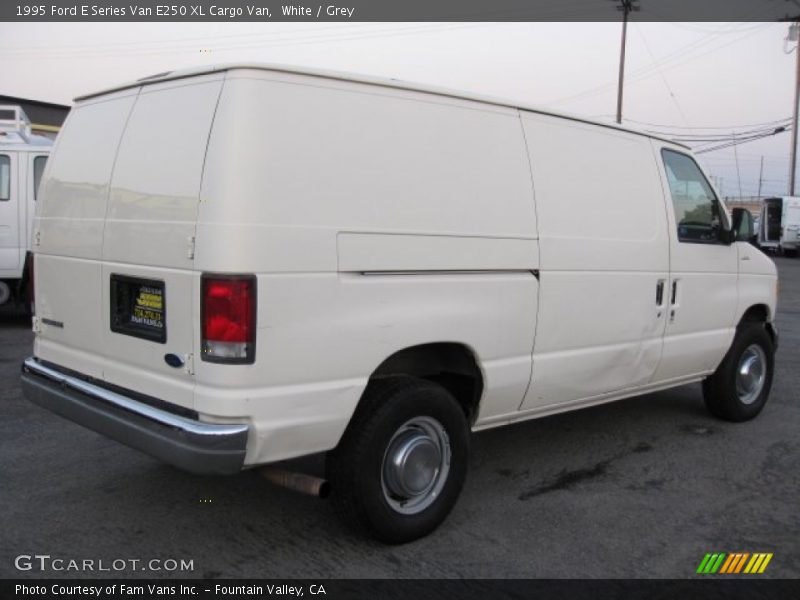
259,467 -> 330,499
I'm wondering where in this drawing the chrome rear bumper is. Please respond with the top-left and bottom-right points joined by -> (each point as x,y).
21,357 -> 248,475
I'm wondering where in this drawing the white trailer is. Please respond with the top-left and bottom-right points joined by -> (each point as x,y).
0,106 -> 53,307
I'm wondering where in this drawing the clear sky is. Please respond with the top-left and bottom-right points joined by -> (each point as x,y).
0,21 -> 795,198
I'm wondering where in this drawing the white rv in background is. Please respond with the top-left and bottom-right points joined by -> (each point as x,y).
0,106 -> 52,308
758,196 -> 800,256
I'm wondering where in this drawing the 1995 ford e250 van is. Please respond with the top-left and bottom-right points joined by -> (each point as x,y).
21,64 -> 778,543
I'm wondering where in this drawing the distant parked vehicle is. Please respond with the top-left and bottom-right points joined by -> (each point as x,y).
0,106 -> 52,308
758,196 -> 800,257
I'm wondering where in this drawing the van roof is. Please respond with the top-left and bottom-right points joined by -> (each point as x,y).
75,62 -> 689,149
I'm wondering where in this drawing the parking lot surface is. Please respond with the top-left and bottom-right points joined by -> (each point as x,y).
1,258 -> 798,579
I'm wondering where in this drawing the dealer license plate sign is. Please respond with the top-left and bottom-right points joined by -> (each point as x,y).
110,274 -> 167,343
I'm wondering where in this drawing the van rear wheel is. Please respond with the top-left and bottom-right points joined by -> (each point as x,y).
702,323 -> 774,422
326,376 -> 469,544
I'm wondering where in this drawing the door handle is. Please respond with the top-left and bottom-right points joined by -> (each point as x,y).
669,279 -> 679,323
656,280 -> 665,306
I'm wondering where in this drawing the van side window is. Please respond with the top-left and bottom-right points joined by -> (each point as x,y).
661,149 -> 724,244
33,155 -> 48,200
0,155 -> 9,201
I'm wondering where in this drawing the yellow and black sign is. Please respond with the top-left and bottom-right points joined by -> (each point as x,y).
110,275 -> 167,344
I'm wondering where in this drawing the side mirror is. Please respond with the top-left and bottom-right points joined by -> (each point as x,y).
731,208 -> 755,243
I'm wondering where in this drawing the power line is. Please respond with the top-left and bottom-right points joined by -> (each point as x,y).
636,118 -> 793,146
0,22 -> 501,60
633,22 -> 689,126
550,23 -> 773,106
626,116 -> 793,130
694,127 -> 789,154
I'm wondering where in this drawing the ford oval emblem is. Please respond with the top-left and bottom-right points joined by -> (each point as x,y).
164,353 -> 185,368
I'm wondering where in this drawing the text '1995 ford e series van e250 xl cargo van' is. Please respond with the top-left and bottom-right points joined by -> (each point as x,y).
21,64 -> 778,543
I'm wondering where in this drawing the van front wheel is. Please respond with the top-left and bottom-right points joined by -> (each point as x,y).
326,376 -> 469,544
702,323 -> 774,422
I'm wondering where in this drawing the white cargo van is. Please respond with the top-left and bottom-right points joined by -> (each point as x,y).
0,106 -> 52,308
758,196 -> 800,256
22,65 -> 778,543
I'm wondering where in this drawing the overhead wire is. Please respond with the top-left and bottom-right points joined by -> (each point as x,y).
0,23 -> 503,59
627,116 -> 793,130
550,22 -> 774,106
633,22 -> 689,126
694,128 -> 790,154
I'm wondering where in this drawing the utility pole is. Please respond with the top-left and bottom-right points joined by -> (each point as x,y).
757,156 -> 764,198
614,0 -> 640,124
789,22 -> 800,195
733,132 -> 744,199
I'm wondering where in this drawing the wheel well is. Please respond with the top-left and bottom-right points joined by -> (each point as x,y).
740,304 -> 776,345
369,343 -> 484,424
741,304 -> 769,324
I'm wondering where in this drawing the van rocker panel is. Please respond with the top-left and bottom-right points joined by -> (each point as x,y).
20,357 -> 248,475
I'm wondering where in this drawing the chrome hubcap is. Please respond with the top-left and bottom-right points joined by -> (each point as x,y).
381,416 -> 450,515
736,344 -> 767,405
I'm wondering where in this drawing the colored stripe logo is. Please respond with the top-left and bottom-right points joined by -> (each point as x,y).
696,552 -> 773,574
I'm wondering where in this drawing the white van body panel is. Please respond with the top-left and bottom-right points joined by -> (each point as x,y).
0,108 -> 51,285
783,198 -> 800,250
194,70 -> 539,462
0,151 -> 20,278
195,271 -> 538,463
29,64 -> 778,470
736,240 -> 779,322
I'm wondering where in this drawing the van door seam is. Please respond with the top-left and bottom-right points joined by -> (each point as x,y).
99,86 -> 142,382
516,110 -> 541,411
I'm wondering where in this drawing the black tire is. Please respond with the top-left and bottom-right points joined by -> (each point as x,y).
326,376 -> 469,544
784,248 -> 798,258
702,322 -> 774,422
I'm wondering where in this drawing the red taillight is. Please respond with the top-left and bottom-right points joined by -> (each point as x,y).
201,275 -> 256,363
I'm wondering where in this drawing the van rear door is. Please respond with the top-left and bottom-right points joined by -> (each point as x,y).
35,90 -> 138,377
100,75 -> 223,408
